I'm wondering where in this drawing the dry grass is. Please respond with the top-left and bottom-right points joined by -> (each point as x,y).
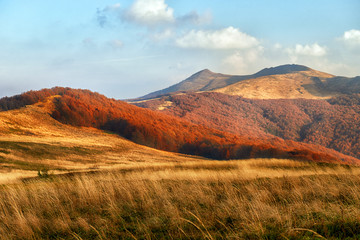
0,104 -> 206,183
1,159 -> 360,239
214,70 -> 336,99
2,98 -> 360,239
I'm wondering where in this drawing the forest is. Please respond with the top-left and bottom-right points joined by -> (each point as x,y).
137,92 -> 360,159
0,87 -> 357,163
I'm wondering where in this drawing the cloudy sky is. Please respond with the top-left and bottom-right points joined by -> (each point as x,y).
0,0 -> 359,99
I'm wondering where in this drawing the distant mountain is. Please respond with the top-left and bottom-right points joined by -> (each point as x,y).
139,69 -> 233,100
135,64 -> 360,100
0,87 -> 357,164
214,67 -> 334,99
253,64 -> 312,76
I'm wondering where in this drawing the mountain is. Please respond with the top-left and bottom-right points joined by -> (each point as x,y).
0,87 -> 357,164
139,69 -> 233,100
252,64 -> 312,76
135,64 -> 360,100
136,92 -> 360,160
214,68 -> 333,99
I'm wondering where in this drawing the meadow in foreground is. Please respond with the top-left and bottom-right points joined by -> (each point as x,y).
1,159 -> 360,239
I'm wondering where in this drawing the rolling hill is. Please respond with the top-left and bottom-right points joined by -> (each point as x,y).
0,94 -> 209,183
136,92 -> 360,160
0,87 -> 357,165
214,69 -> 334,99
135,64 -> 360,100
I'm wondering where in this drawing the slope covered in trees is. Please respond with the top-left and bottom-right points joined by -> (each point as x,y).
0,87 -> 357,164
0,88 -> 66,111
137,92 -> 360,159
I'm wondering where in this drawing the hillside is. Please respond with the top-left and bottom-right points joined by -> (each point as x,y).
139,69 -> 233,99
0,96 -> 208,183
214,69 -> 334,99
0,87 -> 358,164
325,76 -> 360,94
136,92 -> 360,159
135,64 -> 360,100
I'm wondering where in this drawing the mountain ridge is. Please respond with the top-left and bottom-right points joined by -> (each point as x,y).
135,64 -> 358,101
253,64 -> 313,77
139,68 -> 230,100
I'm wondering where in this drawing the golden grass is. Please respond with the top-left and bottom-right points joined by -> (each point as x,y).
2,98 -> 360,239
156,100 -> 173,111
214,70 -> 337,99
0,104 -> 207,183
1,159 -> 360,239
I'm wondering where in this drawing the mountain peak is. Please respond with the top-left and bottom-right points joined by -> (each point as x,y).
200,68 -> 212,73
192,69 -> 216,77
255,64 -> 312,77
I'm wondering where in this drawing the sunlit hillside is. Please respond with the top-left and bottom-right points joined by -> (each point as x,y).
0,98 -> 206,184
214,69 -> 335,99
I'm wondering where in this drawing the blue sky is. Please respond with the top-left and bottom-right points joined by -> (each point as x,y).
0,0 -> 359,99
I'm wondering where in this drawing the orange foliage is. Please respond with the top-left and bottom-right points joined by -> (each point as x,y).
0,87 -> 358,164
137,92 -> 360,161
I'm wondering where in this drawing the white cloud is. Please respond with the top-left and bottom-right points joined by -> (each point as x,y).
222,46 -> 264,74
342,29 -> 360,45
274,43 -> 282,50
102,1 -> 211,30
176,27 -> 259,50
125,0 -> 174,25
286,43 -> 327,62
293,43 -> 327,56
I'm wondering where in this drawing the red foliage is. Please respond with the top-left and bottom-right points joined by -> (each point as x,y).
0,88 -> 67,111
0,87 -> 357,164
137,92 -> 360,160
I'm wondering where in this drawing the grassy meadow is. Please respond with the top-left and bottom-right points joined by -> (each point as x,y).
2,103 -> 360,239
1,159 -> 360,239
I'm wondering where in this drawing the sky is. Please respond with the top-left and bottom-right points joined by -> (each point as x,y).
0,0 -> 359,99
